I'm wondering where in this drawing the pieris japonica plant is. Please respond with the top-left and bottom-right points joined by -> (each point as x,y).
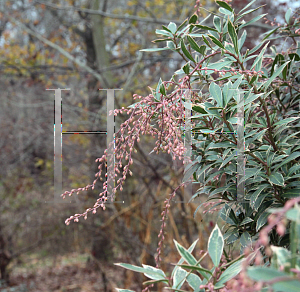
115,223 -> 246,292
113,199 -> 300,292
63,0 -> 300,290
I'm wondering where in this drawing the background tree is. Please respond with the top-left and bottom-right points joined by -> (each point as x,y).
1,0 -> 298,291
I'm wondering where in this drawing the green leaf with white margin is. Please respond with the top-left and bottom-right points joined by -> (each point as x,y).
172,267 -> 187,289
203,61 -> 233,76
227,19 -> 238,53
171,239 -> 198,278
214,258 -> 244,289
143,278 -> 170,286
285,8 -> 292,24
253,193 -> 268,212
189,14 -> 198,25
236,5 -> 265,22
187,36 -> 204,55
274,152 -> 300,172
213,16 -> 222,32
167,41 -> 176,50
142,264 -> 167,281
226,230 -> 239,245
140,47 -> 169,52
247,267 -> 300,292
273,117 -> 300,127
181,40 -> 195,62
251,42 -> 269,70
208,225 -> 224,267
219,7 -> 233,15
231,74 -> 243,89
207,34 -> 225,49
239,14 -> 267,29
198,45 -> 206,56
256,210 -> 270,232
115,263 -> 166,280
209,82 -> 223,107
244,168 -> 261,181
260,61 -> 290,90
159,83 -> 166,96
155,29 -> 172,36
187,273 -> 202,292
268,172 -> 285,187
168,22 -> 177,34
218,152 -> 235,170
216,0 -> 233,12
238,30 -> 247,51
222,80 -> 233,105
177,264 -> 212,278
194,24 -> 218,32
240,217 -> 254,226
250,184 -> 271,210
220,203 -> 238,225
282,189 -> 300,199
173,240 -> 197,265
240,231 -> 252,248
183,162 -> 199,183
238,0 -> 256,15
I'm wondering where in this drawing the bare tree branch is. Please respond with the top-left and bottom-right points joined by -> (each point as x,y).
2,12 -> 107,86
34,0 -> 182,25
33,0 -> 273,30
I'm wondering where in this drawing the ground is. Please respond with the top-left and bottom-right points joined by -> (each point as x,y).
2,252 -> 141,292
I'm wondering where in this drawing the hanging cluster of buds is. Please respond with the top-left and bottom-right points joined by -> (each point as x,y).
202,199 -> 223,214
62,79 -> 194,225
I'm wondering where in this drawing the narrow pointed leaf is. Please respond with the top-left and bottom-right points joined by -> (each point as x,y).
274,152 -> 300,172
187,273 -> 202,292
140,47 -> 169,52
268,172 -> 285,186
216,1 -> 233,12
171,239 -> 199,278
189,14 -> 198,24
240,217 -> 254,226
239,14 -> 267,29
240,231 -> 252,248
177,264 -> 212,276
160,83 -> 166,96
202,35 -> 212,48
256,210 -> 269,231
209,82 -> 223,107
273,117 -> 300,127
214,258 -> 244,288
187,36 -> 204,54
260,61 -> 290,90
251,42 -> 269,70
172,267 -> 187,289
194,24 -> 218,32
285,8 -> 292,24
250,184 -> 271,210
238,0 -> 257,15
115,263 -> 166,280
174,240 -> 197,265
208,225 -> 224,266
181,40 -> 195,62
168,22 -> 177,34
208,34 -> 225,49
227,20 -> 238,53
213,16 -> 222,32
